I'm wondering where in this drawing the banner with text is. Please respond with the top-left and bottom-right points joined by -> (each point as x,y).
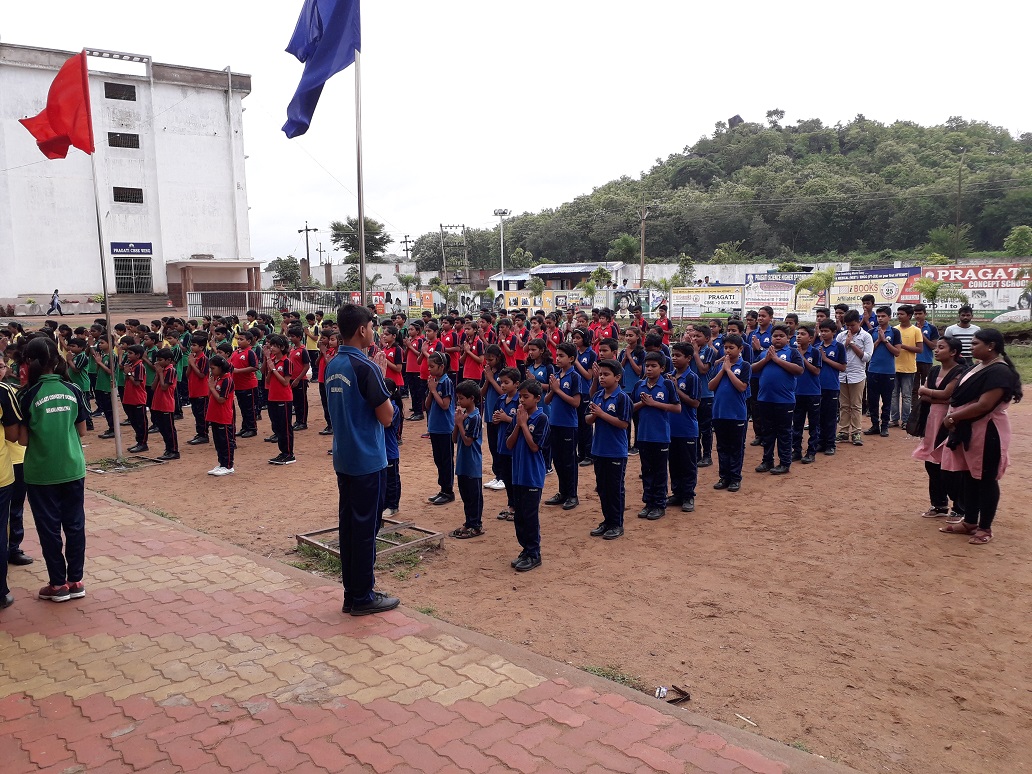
920,264 -> 1032,319
830,268 -> 921,310
744,273 -> 825,319
668,287 -> 745,318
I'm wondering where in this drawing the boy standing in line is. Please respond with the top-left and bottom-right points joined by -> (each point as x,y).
186,334 -> 210,445
287,326 -> 311,431
792,325 -> 822,464
709,335 -> 751,492
633,352 -> 680,520
230,331 -> 260,438
543,342 -> 581,510
816,320 -> 845,455
911,303 -> 938,412
835,311 -> 873,446
864,306 -> 900,437
122,345 -> 149,453
151,349 -> 180,461
586,360 -> 631,539
689,324 -> 716,467
890,304 -> 921,429
751,325 -> 803,475
669,342 -> 701,513
506,380 -> 549,572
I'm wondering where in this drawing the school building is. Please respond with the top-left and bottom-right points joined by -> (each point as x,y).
0,43 -> 260,307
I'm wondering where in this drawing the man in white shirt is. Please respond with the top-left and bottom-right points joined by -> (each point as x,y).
943,305 -> 980,361
835,310 -> 874,446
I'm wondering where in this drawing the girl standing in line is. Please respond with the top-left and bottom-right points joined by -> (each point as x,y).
912,337 -> 965,521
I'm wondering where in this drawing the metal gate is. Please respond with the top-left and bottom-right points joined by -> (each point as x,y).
114,257 -> 153,294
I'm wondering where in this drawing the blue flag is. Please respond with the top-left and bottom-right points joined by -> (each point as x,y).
282,0 -> 361,138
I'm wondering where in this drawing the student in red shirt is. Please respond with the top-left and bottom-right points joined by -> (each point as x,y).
513,314 -> 530,380
544,314 -> 563,359
229,330 -> 260,437
440,316 -> 461,382
186,334 -> 210,445
205,355 -> 236,475
497,317 -> 518,369
317,331 -> 337,435
594,309 -> 620,353
122,344 -> 149,453
152,349 -> 180,461
654,304 -> 673,345
632,306 -> 649,333
461,320 -> 486,382
287,326 -> 311,431
263,334 -> 296,465
404,320 -> 426,421
479,314 -> 498,347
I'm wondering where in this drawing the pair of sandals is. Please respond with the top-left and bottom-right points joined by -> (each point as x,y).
449,526 -> 484,539
940,521 -> 992,544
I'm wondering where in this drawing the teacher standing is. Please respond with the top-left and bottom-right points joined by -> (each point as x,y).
326,304 -> 399,615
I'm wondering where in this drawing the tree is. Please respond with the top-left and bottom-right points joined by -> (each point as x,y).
606,233 -> 639,264
925,224 -> 972,261
1003,225 -> 1032,257
396,274 -> 419,294
793,267 -> 836,301
338,266 -> 382,292
507,247 -> 534,269
643,277 -> 675,293
576,279 -> 597,306
267,256 -> 301,288
912,277 -> 969,312
766,108 -> 785,129
525,277 -> 545,302
709,240 -> 752,264
777,261 -> 803,272
673,253 -> 696,286
330,217 -> 393,262
590,266 -> 614,287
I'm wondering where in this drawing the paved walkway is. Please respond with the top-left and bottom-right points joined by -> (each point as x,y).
1,492 -> 853,774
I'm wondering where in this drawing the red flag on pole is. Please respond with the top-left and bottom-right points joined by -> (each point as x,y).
19,50 -> 95,159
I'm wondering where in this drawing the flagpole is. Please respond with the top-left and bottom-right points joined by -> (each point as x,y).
89,151 -> 126,463
355,49 -> 367,306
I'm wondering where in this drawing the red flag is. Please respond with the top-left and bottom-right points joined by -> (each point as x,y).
19,51 -> 95,159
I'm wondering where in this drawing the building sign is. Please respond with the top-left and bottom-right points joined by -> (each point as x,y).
745,273 -> 825,319
110,241 -> 153,256
921,264 -> 1032,318
669,287 -> 745,318
830,268 -> 921,310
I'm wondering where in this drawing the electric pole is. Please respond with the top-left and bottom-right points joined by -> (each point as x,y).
401,234 -> 413,263
317,242 -> 330,287
298,221 -> 318,285
638,194 -> 651,289
955,149 -> 966,260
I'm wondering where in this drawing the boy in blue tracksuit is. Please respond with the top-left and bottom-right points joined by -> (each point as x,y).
586,360 -> 632,540
689,324 -> 717,467
632,352 -> 680,520
669,342 -> 700,513
620,328 -> 645,454
792,325 -> 822,464
506,380 -> 549,572
751,325 -> 803,475
865,306 -> 901,437
709,334 -> 751,491
543,343 -> 581,510
451,379 -> 484,538
425,352 -> 456,504
816,320 -> 845,455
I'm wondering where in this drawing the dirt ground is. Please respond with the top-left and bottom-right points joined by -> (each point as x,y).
84,390 -> 1032,774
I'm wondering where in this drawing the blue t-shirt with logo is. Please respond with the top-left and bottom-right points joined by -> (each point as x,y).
575,348 -> 597,396
746,325 -> 773,369
758,346 -> 803,404
548,367 -> 580,428
455,408 -> 483,478
711,335 -> 724,360
327,346 -> 391,476
868,327 -> 901,375
670,368 -> 700,439
427,374 -> 455,434
590,388 -> 632,459
494,394 -> 519,457
796,346 -> 822,397
385,403 -> 401,461
632,377 -> 678,443
818,340 -> 845,391
529,361 -> 554,417
484,368 -> 504,418
621,348 -> 645,392
509,407 -> 549,488
713,358 -> 751,420
917,321 -> 938,364
690,345 -> 717,399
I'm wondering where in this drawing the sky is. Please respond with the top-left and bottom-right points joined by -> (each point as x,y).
2,1 -> 1026,266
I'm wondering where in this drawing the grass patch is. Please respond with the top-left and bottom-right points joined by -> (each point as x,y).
376,546 -> 429,580
294,543 -> 342,576
414,605 -> 437,617
1008,344 -> 1032,384
580,665 -> 649,693
790,741 -> 812,753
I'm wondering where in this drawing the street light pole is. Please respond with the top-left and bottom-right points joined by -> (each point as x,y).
298,221 -> 318,285
494,208 -> 510,301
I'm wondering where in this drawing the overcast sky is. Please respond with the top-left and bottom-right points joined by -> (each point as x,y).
3,1 -> 1025,266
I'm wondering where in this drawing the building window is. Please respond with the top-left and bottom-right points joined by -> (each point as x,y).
104,82 -> 137,101
107,132 -> 140,149
113,187 -> 144,204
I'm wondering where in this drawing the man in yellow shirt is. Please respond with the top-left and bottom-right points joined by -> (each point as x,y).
891,304 -> 922,428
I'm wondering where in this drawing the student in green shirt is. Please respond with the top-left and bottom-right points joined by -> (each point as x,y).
143,332 -> 161,432
66,338 -> 95,432
92,338 -> 115,438
18,336 -> 88,604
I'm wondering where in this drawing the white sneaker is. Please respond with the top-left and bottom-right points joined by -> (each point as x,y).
484,478 -> 499,489
212,467 -> 234,477
382,507 -> 398,518
207,466 -> 223,475
490,479 -> 506,490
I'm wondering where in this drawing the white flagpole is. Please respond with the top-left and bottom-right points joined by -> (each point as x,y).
355,49 -> 367,306
89,151 -> 126,462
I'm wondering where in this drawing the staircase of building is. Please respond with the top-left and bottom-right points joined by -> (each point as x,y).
107,293 -> 174,312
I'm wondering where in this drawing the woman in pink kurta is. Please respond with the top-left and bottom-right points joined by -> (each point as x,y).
912,337 -> 965,519
939,329 -> 1022,545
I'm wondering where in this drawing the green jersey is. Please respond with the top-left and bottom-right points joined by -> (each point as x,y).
95,352 -> 112,393
18,374 -> 88,485
69,352 -> 90,392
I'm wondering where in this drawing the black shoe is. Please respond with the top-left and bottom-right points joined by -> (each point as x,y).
852,434 -> 864,446
728,481 -> 741,492
173,412 -> 184,421
801,454 -> 816,464
590,523 -> 608,537
863,427 -> 880,436
792,452 -> 803,462
750,437 -> 763,446
239,429 -> 257,438
511,551 -> 527,568
8,551 -> 33,566
127,444 -> 148,453
265,434 -> 279,443
407,413 -> 424,422
713,479 -> 728,490
637,507 -> 651,518
514,554 -> 541,572
682,498 -> 695,513
698,456 -> 713,468
350,591 -> 400,616
880,429 -> 890,437
824,447 -> 836,456
666,498 -> 683,507
755,462 -> 772,473
562,497 -> 579,511
97,430 -> 115,440
1,592 -> 12,608
578,458 -> 594,467
319,426 -> 334,436
428,493 -> 455,506
770,465 -> 790,475
187,435 -> 209,445
119,420 -> 132,427
148,425 -> 159,434
156,452 -> 180,461
888,420 -> 900,428
342,598 -> 353,614
602,527 -> 624,540
628,447 -> 640,456
90,409 -> 104,418
645,508 -> 665,521
269,454 -> 296,465
543,493 -> 565,506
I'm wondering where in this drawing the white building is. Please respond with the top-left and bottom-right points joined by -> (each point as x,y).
0,43 -> 260,305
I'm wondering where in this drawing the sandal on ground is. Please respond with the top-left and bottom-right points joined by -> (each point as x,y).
921,507 -> 949,518
940,522 -> 977,535
496,510 -> 514,521
449,526 -> 484,539
944,511 -> 965,524
968,529 -> 992,545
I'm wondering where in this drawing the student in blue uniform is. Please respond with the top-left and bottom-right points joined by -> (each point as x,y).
708,319 -> 725,359
746,306 -> 774,445
792,325 -> 822,464
751,324 -> 804,475
620,328 -> 645,455
816,320 -> 846,455
506,380 -> 549,572
543,343 -> 581,510
383,383 -> 402,518
425,352 -> 456,505
632,352 -> 680,520
709,334 -> 751,491
865,306 -> 901,437
586,360 -> 632,539
689,324 -> 717,468
572,328 -> 597,466
491,368 -> 522,521
668,342 -> 700,513
450,379 -> 484,539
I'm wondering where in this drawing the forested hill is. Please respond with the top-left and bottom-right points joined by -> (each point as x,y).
409,115 -> 1032,271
